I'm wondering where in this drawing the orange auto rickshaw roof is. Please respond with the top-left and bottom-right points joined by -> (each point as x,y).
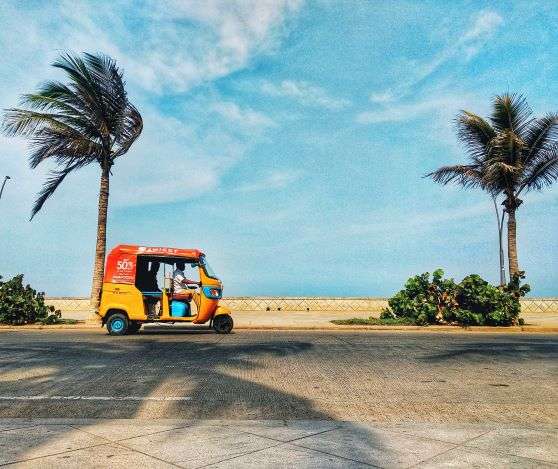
109,244 -> 204,259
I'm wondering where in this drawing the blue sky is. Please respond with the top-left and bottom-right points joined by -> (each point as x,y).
0,0 -> 557,297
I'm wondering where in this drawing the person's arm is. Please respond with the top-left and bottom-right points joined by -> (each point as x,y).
175,271 -> 200,287
182,277 -> 201,286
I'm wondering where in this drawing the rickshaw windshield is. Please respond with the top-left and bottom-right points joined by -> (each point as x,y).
200,255 -> 218,280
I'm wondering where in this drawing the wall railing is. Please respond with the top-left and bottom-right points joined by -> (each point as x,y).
46,296 -> 558,314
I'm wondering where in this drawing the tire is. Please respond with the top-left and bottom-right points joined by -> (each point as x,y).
128,321 -> 142,334
213,314 -> 233,334
107,313 -> 129,336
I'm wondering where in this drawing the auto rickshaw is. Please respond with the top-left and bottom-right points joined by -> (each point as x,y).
98,244 -> 233,335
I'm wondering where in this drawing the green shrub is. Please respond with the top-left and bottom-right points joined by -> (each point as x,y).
384,269 -> 459,325
0,275 -> 61,325
448,273 -> 525,326
384,270 -> 529,327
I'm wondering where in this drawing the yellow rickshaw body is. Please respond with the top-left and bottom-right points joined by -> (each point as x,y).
98,245 -> 229,330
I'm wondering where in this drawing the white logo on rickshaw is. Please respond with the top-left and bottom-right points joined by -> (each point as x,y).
116,259 -> 134,271
139,247 -> 178,254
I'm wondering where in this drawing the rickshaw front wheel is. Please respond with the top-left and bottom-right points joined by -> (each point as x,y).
213,314 -> 233,334
107,313 -> 129,336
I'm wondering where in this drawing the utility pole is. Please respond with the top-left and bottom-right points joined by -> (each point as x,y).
492,196 -> 506,287
0,176 -> 10,201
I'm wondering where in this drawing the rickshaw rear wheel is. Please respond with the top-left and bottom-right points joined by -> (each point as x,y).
107,313 -> 129,336
213,314 -> 233,334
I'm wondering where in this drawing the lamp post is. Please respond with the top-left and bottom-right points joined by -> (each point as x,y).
492,196 -> 506,287
0,176 -> 10,201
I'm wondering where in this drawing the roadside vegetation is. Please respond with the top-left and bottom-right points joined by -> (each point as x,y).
331,317 -> 416,326
333,269 -> 530,327
2,53 -> 143,311
0,274 -> 66,325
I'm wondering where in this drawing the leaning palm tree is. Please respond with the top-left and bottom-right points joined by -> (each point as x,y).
2,52 -> 143,311
428,93 -> 558,278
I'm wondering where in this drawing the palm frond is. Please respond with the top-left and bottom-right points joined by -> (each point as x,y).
30,158 -> 94,219
481,159 -> 522,197
426,164 -> 485,189
52,54 -> 106,128
489,129 -> 526,167
456,111 -> 496,161
490,93 -> 532,136
83,53 -> 127,131
112,103 -> 143,158
28,128 -> 102,168
52,53 -> 100,101
21,92 -> 82,118
523,113 -> 558,166
30,81 -> 92,117
2,109 -> 82,138
518,144 -> 558,193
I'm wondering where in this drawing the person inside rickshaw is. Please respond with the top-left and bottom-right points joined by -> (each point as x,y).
172,261 -> 201,299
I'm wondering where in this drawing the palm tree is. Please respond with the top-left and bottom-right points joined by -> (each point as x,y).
428,93 -> 558,278
2,52 -> 143,311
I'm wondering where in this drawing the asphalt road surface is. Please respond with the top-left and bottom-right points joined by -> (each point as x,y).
0,329 -> 556,424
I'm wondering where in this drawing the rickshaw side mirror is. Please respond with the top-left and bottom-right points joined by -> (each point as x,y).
164,277 -> 173,290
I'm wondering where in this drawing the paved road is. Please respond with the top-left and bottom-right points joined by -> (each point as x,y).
1,330 -> 557,467
0,329 -> 556,424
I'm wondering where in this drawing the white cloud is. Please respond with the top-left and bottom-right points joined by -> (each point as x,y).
212,101 -> 275,129
358,10 -> 503,127
260,80 -> 349,109
463,9 -> 504,43
369,91 -> 395,103
367,9 -> 503,104
422,9 -> 502,76
357,94 -> 473,124
236,170 -> 302,193
39,0 -> 303,94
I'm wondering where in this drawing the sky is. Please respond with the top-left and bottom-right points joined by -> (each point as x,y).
0,0 -> 557,297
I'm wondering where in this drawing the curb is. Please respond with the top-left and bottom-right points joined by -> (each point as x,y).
0,324 -> 99,330
1,324 -> 557,333
236,325 -> 558,333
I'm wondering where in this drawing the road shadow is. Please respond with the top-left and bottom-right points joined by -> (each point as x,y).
138,325 -> 215,335
0,331 -> 384,466
418,337 -> 558,363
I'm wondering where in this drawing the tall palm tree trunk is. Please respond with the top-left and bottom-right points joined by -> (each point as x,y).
90,166 -> 110,314
507,207 -> 519,277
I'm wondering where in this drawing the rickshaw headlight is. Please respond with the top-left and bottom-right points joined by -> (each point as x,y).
203,286 -> 222,299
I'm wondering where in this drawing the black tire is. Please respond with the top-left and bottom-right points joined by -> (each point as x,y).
106,313 -> 129,336
128,321 -> 142,334
213,314 -> 233,334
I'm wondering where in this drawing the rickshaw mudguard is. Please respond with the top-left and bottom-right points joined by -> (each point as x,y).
214,305 -> 231,316
193,304 -> 230,324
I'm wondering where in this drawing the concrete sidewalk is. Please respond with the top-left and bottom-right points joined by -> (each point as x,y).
1,419 -> 556,468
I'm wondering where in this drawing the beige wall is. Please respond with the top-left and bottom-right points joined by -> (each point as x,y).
46,296 -> 558,314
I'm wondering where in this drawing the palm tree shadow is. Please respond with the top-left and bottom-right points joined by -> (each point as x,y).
0,331 -> 383,465
418,340 -> 557,363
